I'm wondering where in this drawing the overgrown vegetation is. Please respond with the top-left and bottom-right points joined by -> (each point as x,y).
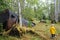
0,0 -> 9,12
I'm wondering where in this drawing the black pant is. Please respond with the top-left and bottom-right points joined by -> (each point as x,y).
51,34 -> 55,37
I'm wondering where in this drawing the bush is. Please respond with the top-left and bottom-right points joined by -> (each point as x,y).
28,21 -> 32,27
28,21 -> 35,27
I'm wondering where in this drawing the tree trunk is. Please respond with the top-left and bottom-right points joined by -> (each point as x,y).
18,0 -> 22,27
58,0 -> 60,22
54,0 -> 58,22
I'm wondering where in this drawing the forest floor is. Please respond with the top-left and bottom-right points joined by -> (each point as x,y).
20,23 -> 60,40
0,23 -> 60,40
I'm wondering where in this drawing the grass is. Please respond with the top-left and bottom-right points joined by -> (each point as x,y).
57,29 -> 60,34
20,33 -> 41,40
31,36 -> 40,40
0,35 -> 19,40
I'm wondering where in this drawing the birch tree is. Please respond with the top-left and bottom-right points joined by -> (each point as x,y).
18,0 -> 22,27
54,0 -> 58,22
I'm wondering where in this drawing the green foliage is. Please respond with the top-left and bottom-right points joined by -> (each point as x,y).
0,0 -> 8,12
22,7 -> 35,21
26,0 -> 38,6
22,0 -> 50,21
28,21 -> 33,27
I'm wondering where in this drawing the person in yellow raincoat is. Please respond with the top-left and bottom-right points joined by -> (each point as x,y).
50,24 -> 56,38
